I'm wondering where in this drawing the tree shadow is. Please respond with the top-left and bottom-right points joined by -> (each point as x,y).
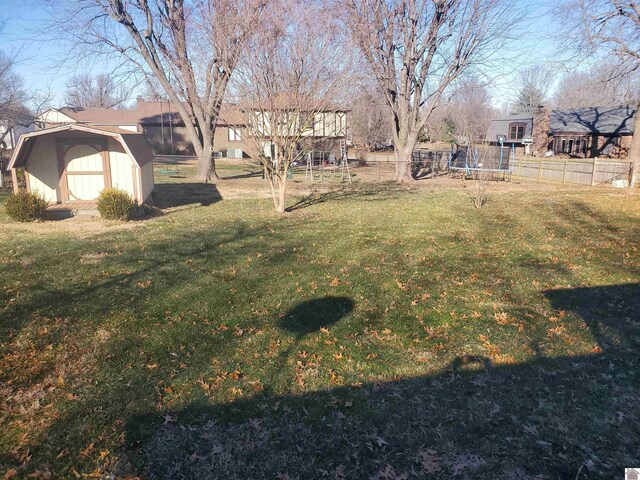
279,296 -> 354,337
285,183 -> 411,212
221,169 -> 263,180
105,283 -> 640,479
151,182 -> 222,208
544,283 -> 640,351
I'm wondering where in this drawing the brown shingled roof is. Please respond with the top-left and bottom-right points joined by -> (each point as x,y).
57,100 -> 259,128
59,106 -> 139,125
133,100 -> 246,126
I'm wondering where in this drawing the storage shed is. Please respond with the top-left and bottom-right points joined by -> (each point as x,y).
8,124 -> 154,204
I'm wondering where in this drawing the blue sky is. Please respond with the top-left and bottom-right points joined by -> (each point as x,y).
0,0 -> 561,108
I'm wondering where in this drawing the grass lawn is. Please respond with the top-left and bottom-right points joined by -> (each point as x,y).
1,178 -> 639,479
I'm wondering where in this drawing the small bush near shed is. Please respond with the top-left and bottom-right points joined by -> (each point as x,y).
97,188 -> 136,220
5,191 -> 47,222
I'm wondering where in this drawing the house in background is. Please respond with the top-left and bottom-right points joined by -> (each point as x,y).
484,112 -> 534,155
548,105 -> 635,157
36,106 -> 139,132
35,97 -> 349,160
486,105 -> 636,158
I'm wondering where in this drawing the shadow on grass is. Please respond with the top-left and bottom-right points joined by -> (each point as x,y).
110,284 -> 640,479
279,296 -> 354,337
220,169 -> 263,181
286,183 -> 413,212
151,183 -> 222,209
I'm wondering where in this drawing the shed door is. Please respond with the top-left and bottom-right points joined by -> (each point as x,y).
59,141 -> 110,201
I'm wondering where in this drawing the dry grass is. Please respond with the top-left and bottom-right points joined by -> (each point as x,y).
0,173 -> 639,479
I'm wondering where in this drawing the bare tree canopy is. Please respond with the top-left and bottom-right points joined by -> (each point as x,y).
64,73 -> 130,109
0,49 -> 31,160
448,77 -> 495,144
234,1 -> 351,213
0,51 -> 28,124
350,89 -> 392,150
564,0 -> 640,186
552,67 -> 640,109
511,66 -> 552,114
53,0 -> 265,181
343,0 -> 522,181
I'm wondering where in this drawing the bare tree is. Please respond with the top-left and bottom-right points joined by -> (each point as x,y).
0,50 -> 28,127
343,0 -> 521,181
422,106 -> 454,143
54,0 -> 265,181
234,2 -> 351,213
563,0 -> 640,186
350,89 -> 392,150
64,73 -> 130,109
448,77 -> 495,144
512,65 -> 553,114
552,66 -> 640,109
0,50 -> 29,162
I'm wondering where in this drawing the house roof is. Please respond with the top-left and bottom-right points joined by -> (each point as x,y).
549,105 -> 636,135
52,101 -> 247,127
57,106 -> 139,125
133,101 -> 247,126
485,113 -> 533,142
242,93 -> 348,112
8,123 -> 154,170
48,98 -> 346,129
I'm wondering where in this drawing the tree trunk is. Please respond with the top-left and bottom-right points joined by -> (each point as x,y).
392,122 -> 419,182
277,171 -> 288,214
394,143 -> 417,182
197,135 -> 219,182
628,103 -> 640,188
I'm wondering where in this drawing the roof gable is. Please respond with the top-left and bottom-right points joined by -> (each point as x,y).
486,114 -> 534,141
8,124 -> 154,170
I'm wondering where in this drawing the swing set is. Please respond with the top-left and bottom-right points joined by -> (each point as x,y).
304,140 -> 352,183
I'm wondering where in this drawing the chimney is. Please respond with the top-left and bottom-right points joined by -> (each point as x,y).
136,95 -> 145,107
532,106 -> 550,156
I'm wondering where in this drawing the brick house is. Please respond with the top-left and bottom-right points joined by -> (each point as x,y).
36,97 -> 348,159
486,105 -> 636,158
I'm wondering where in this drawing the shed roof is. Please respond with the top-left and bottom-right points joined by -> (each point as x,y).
485,113 -> 533,142
8,124 -> 154,170
549,105 -> 636,135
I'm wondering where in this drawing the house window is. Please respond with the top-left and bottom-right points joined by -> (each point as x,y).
508,123 -> 525,140
228,128 -> 242,141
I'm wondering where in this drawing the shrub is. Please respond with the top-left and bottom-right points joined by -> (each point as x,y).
97,188 -> 136,220
5,191 -> 48,222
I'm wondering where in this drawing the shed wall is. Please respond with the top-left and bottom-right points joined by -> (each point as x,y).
108,138 -> 136,198
140,161 -> 154,202
25,136 -> 59,202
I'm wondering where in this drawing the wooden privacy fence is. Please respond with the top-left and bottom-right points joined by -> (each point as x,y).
511,157 -> 632,186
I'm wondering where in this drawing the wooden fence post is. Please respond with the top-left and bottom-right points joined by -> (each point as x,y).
537,159 -> 543,182
591,157 -> 598,186
562,159 -> 568,184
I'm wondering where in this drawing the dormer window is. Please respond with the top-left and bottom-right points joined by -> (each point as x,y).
509,122 -> 526,140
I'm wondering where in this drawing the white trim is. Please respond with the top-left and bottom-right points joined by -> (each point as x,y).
8,124 -> 146,170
